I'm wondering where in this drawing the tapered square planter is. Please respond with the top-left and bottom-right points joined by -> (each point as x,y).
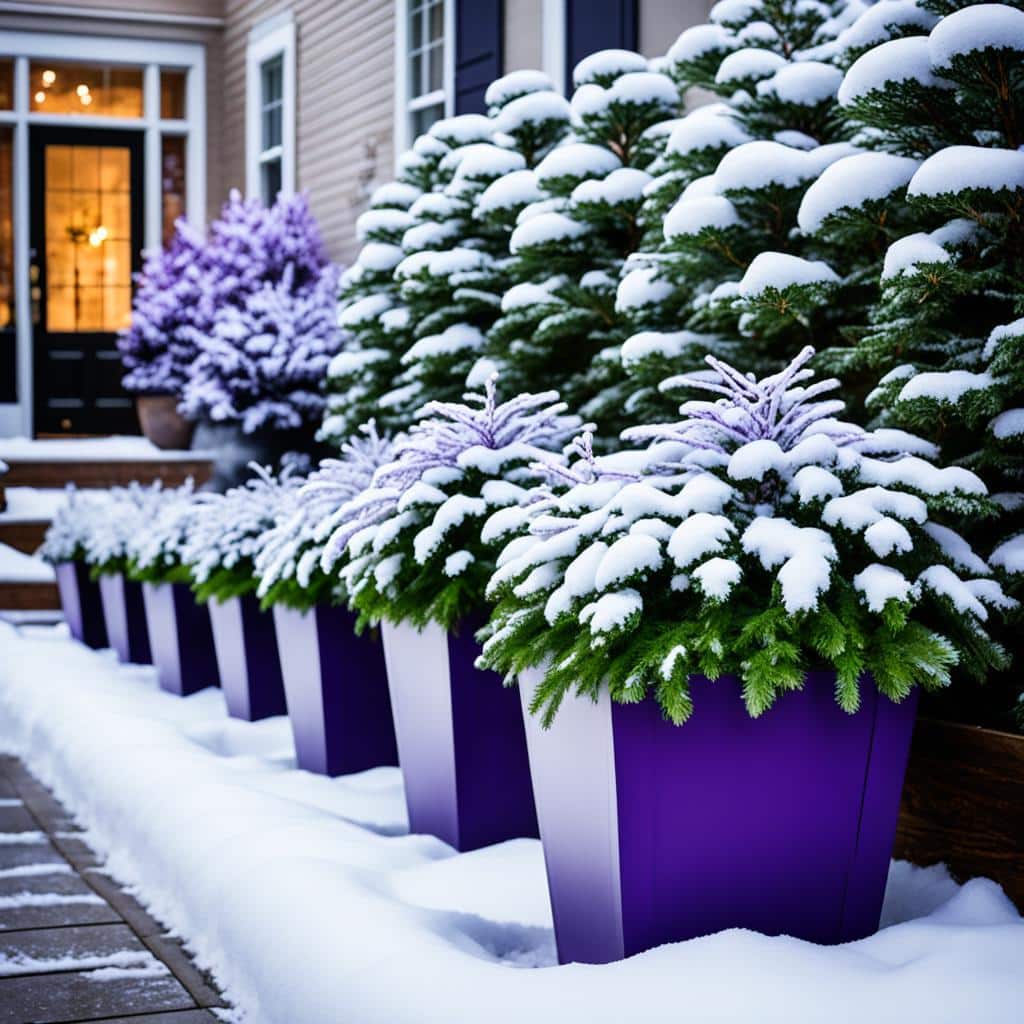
55,561 -> 108,650
141,582 -> 220,696
519,668 -> 919,964
209,594 -> 287,721
272,603 -> 398,776
98,572 -> 152,664
382,618 -> 538,852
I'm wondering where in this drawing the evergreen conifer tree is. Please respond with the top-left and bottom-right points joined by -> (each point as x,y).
618,0 -> 863,424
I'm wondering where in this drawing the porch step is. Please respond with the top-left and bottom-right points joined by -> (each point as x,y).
0,580 -> 59,610
0,519 -> 48,555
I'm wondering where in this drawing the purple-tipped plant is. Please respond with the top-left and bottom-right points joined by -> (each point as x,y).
118,220 -> 208,395
482,347 -> 1014,726
324,376 -> 584,631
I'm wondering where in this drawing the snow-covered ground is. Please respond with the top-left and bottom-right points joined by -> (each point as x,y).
0,436 -> 210,461
0,487 -> 67,523
0,543 -> 54,583
1,622 -> 1022,1024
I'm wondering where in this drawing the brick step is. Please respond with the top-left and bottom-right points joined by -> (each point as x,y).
1,456 -> 212,491
0,581 -> 59,610
0,520 -> 48,555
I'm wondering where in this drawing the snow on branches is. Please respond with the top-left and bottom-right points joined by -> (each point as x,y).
482,347 -> 1014,726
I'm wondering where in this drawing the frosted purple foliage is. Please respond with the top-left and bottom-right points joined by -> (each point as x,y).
180,263 -> 343,434
320,376 -> 580,567
117,219 -> 207,394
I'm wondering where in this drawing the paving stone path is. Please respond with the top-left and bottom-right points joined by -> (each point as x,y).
0,756 -> 227,1024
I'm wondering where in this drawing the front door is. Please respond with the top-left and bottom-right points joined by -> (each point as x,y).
29,126 -> 143,436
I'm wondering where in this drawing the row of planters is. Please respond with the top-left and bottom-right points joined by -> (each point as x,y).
72,0 -> 1021,962
42,346 -> 1013,963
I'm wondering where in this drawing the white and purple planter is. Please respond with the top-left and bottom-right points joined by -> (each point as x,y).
272,603 -> 398,776
55,561 -> 108,650
98,572 -> 151,664
381,617 -> 538,852
208,593 -> 287,721
519,668 -> 919,964
141,582 -> 220,696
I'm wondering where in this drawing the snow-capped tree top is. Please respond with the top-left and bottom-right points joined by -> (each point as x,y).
928,3 -> 1024,70
481,347 -> 1013,726
322,378 -> 585,631
255,422 -> 399,609
485,69 -> 556,109
40,487 -> 113,565
573,48 -> 649,88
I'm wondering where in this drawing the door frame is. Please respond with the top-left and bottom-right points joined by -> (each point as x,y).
29,125 -> 145,436
0,32 -> 206,437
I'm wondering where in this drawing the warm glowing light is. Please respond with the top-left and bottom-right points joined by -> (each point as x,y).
76,83 -> 90,97
80,94 -> 93,106
41,69 -> 56,86
94,225 -> 108,242
34,91 -> 46,104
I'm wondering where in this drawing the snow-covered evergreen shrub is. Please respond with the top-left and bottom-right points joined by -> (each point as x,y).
255,422 -> 398,611
180,466 -> 302,603
118,220 -> 207,395
486,52 -> 681,436
40,488 -> 111,565
124,481 -> 199,585
619,0 -> 863,423
481,347 -> 1013,725
83,482 -> 170,578
320,75 -> 571,446
818,2 -> 1024,577
323,378 -> 582,632
180,263 -> 342,434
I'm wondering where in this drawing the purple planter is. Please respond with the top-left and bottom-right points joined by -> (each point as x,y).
519,669 -> 919,964
382,618 -> 538,852
141,582 -> 220,696
55,561 -> 108,650
98,572 -> 152,664
272,603 -> 398,776
209,594 -> 287,721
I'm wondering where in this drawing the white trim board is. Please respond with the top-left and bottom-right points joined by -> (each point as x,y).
0,2 -> 224,27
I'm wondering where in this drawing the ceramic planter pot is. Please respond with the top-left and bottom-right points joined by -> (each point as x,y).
55,561 -> 108,650
141,581 -> 220,696
518,668 -> 919,964
136,395 -> 194,451
208,593 -> 287,721
97,572 -> 151,664
381,617 -> 538,852
272,603 -> 398,776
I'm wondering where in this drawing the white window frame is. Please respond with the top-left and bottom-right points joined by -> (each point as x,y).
246,13 -> 296,202
542,0 -> 567,96
0,31 -> 206,438
393,0 -> 455,162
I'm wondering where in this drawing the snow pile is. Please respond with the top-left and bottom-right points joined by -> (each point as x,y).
0,544 -> 55,584
1,623 -> 1022,1023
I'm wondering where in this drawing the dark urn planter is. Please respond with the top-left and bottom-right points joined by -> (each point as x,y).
136,395 -> 194,451
382,617 -> 538,852
97,572 -> 152,664
208,593 -> 287,721
273,603 -> 398,776
141,582 -> 220,696
519,668 -> 919,964
55,561 -> 108,649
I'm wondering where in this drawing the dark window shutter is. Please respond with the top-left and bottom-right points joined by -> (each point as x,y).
454,0 -> 503,114
565,0 -> 638,91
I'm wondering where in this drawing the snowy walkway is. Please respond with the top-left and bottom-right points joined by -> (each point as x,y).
1,621 -> 1023,1023
0,755 -> 226,1023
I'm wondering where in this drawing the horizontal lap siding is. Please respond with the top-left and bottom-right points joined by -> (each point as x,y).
221,0 -> 394,266
24,0 -> 225,17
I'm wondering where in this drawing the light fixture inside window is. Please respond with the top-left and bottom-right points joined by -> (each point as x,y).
76,84 -> 89,97
34,91 -> 45,103
80,94 -> 92,106
41,69 -> 56,86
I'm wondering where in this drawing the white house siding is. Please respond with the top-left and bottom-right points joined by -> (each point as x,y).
639,0 -> 714,57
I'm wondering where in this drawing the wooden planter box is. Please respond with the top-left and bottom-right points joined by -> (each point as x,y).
895,718 -> 1024,910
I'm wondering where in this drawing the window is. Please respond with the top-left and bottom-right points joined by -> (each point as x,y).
161,136 -> 187,246
246,16 -> 295,205
29,62 -> 143,118
397,0 -> 452,152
